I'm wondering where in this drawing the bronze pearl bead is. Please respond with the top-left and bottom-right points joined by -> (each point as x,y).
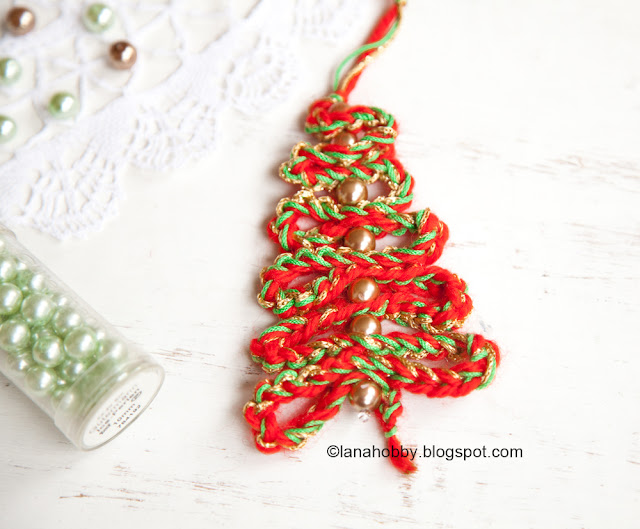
6,6 -> 35,35
109,41 -> 137,70
349,314 -> 381,336
329,101 -> 349,113
336,178 -> 367,205
347,278 -> 379,303
332,131 -> 356,146
345,227 -> 375,252
349,380 -> 382,411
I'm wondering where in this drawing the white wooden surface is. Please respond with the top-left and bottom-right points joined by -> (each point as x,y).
1,1 -> 639,527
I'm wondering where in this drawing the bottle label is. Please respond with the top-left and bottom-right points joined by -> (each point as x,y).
81,369 -> 161,448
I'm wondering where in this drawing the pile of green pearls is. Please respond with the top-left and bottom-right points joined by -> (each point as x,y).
0,236 -> 128,410
0,57 -> 21,143
0,54 -> 78,129
0,4 -> 137,144
0,55 -> 21,144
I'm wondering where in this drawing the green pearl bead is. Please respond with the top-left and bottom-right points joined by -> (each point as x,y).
64,327 -> 97,360
0,115 -> 17,143
15,269 -> 46,292
97,337 -> 127,361
32,327 -> 55,342
6,353 -> 34,375
82,3 -> 115,33
0,255 -> 17,281
21,293 -> 55,326
48,92 -> 78,119
0,283 -> 23,315
51,294 -> 69,307
57,359 -> 87,383
0,318 -> 30,353
32,335 -> 65,368
51,385 -> 67,406
52,384 -> 79,411
51,306 -> 82,336
0,57 -> 21,86
25,366 -> 58,395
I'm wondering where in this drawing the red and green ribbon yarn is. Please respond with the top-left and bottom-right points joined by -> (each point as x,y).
243,0 -> 500,473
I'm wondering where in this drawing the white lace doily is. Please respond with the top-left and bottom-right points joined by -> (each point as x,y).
0,0 -> 365,239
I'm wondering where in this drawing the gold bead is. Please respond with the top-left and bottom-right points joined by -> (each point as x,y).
336,178 -> 367,205
6,7 -> 35,35
329,101 -> 349,112
349,314 -> 381,335
109,40 -> 137,70
349,380 -> 382,411
347,278 -> 379,303
344,227 -> 375,252
332,131 -> 356,146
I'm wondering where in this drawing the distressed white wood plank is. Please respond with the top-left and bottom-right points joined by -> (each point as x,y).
1,1 -> 639,527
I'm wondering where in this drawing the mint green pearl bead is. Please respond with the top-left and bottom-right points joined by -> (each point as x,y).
7,353 -> 33,375
0,283 -> 23,315
52,385 -> 77,410
0,255 -> 17,281
0,318 -> 30,353
15,269 -> 46,292
0,57 -> 21,86
48,92 -> 78,119
51,294 -> 69,307
57,359 -> 87,383
0,115 -> 17,143
21,293 -> 55,326
83,3 -> 115,33
32,335 -> 64,368
64,327 -> 97,360
51,386 -> 66,406
55,383 -> 80,412
25,366 -> 58,395
32,327 -> 55,342
51,306 -> 82,336
13,260 -> 26,275
97,337 -> 127,361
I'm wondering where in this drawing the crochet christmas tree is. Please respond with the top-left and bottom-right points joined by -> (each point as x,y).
243,1 -> 500,473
